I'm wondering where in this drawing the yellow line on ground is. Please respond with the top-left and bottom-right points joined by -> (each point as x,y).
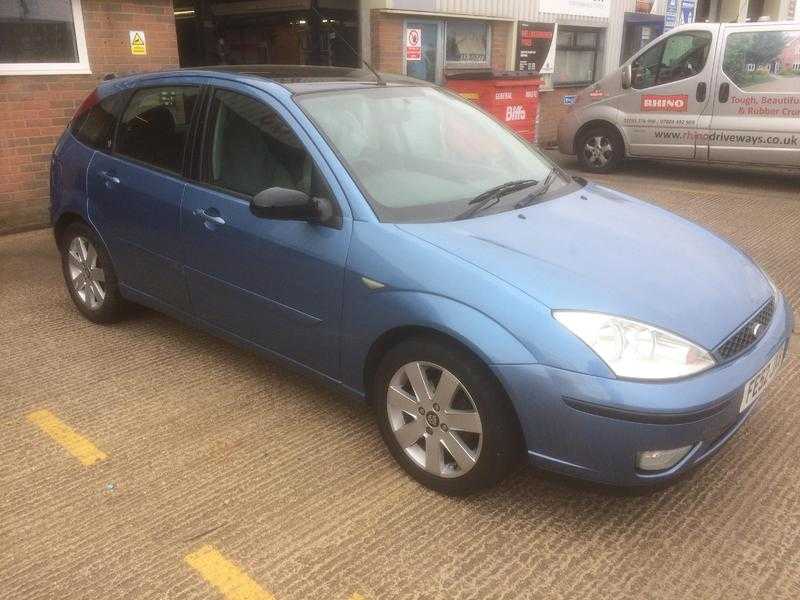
349,594 -> 367,600
26,409 -> 107,466
185,545 -> 275,600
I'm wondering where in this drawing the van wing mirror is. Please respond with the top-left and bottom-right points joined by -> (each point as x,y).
250,187 -> 338,227
621,64 -> 632,90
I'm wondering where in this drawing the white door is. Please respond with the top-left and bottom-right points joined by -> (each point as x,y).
617,27 -> 716,159
706,24 -> 800,167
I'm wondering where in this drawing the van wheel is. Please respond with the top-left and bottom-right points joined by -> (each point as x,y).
60,222 -> 127,323
372,337 -> 522,495
576,125 -> 624,173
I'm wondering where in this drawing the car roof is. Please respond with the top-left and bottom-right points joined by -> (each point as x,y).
104,65 -> 429,94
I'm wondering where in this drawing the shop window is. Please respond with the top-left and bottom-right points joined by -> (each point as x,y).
445,20 -> 490,67
0,0 -> 90,75
632,31 -> 712,89
116,87 -> 200,174
553,27 -> 600,86
723,30 -> 800,93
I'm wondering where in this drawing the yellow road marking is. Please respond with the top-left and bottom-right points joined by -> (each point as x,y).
185,545 -> 275,600
27,409 -> 107,466
349,594 -> 367,600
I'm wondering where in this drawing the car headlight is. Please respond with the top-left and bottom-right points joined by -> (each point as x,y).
553,311 -> 716,380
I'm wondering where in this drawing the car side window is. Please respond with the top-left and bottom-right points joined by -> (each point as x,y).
632,32 -> 711,89
115,86 -> 200,174
723,29 -> 800,92
204,89 -> 328,199
71,93 -> 124,152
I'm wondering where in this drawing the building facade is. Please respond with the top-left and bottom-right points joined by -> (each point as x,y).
1,0 -> 798,233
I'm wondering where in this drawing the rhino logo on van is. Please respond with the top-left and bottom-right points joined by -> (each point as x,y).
641,94 -> 689,112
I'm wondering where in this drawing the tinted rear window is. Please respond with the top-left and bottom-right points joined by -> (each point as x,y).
71,94 -> 123,152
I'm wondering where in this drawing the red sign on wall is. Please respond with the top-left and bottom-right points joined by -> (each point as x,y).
406,28 -> 422,61
641,94 -> 689,112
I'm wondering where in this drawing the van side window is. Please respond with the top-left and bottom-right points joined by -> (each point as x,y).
632,31 -> 712,89
71,94 -> 124,152
723,30 -> 800,93
115,86 -> 200,174
204,90 -> 327,199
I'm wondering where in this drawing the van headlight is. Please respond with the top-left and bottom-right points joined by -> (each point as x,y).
553,311 -> 715,380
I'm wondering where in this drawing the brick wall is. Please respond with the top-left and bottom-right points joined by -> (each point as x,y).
0,0 -> 178,234
536,86 -> 584,148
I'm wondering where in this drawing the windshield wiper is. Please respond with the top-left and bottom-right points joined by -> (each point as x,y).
513,169 -> 560,210
456,179 -> 539,220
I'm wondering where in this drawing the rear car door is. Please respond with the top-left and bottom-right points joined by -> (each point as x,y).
706,24 -> 800,166
88,83 -> 201,312
181,84 -> 352,378
617,27 -> 715,159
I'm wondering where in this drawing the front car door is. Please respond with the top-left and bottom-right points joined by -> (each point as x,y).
705,23 -> 800,167
181,83 -> 352,378
617,26 -> 716,159
89,82 -> 202,312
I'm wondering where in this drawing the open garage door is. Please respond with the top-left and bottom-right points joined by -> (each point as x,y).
175,0 -> 360,68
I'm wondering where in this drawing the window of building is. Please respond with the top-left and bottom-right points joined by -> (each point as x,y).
632,31 -> 712,89
0,0 -> 90,75
205,90 -> 320,199
723,30 -> 800,93
115,87 -> 200,174
445,20 -> 490,67
553,27 -> 600,86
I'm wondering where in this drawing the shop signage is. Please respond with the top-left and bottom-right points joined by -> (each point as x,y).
516,22 -> 557,74
406,28 -> 422,61
680,0 -> 697,24
129,31 -> 147,56
664,0 -> 679,31
539,0 -> 610,19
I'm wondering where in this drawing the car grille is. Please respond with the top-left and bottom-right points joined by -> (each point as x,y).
715,298 -> 775,361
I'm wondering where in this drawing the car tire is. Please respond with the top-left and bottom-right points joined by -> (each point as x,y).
60,222 -> 127,323
576,125 -> 624,173
372,337 -> 522,495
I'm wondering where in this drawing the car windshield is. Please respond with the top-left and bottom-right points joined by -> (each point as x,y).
295,85 -> 570,223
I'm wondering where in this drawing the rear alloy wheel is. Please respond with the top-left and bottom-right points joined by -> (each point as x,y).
373,337 -> 521,495
577,126 -> 624,173
60,222 -> 127,323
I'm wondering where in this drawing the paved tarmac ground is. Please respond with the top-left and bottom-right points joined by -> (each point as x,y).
1,155 -> 799,600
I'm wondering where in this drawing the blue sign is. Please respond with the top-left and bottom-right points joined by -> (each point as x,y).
680,0 -> 697,24
664,0 -> 678,32
563,95 -> 577,106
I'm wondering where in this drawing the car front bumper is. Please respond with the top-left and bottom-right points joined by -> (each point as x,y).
493,293 -> 794,486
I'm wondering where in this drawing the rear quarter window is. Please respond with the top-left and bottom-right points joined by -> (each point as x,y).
71,94 -> 124,152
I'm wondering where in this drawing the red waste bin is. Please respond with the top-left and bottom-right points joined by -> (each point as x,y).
445,71 -> 542,143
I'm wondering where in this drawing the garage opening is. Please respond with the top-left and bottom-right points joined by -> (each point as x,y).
174,1 -> 360,68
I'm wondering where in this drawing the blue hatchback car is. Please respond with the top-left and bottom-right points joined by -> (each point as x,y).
51,66 -> 793,495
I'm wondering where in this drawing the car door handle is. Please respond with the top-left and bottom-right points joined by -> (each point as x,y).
98,171 -> 120,185
193,208 -> 225,226
696,81 -> 707,102
718,82 -> 730,103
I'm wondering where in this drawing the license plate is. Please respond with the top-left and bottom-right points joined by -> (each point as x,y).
740,345 -> 785,413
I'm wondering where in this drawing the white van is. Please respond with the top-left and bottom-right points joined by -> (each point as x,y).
558,20 -> 800,172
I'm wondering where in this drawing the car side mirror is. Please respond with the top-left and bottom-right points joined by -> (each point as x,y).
250,187 -> 338,227
621,64 -> 632,89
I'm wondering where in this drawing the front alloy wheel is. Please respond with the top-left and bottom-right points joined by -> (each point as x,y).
386,361 -> 483,479
373,337 -> 522,495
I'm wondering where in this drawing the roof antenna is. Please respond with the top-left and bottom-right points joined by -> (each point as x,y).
309,5 -> 386,86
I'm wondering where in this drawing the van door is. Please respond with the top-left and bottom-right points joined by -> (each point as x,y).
706,24 -> 800,167
617,27 -> 716,159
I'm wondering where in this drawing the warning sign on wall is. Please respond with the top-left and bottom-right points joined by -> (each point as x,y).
406,28 -> 422,61
130,31 -> 147,56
